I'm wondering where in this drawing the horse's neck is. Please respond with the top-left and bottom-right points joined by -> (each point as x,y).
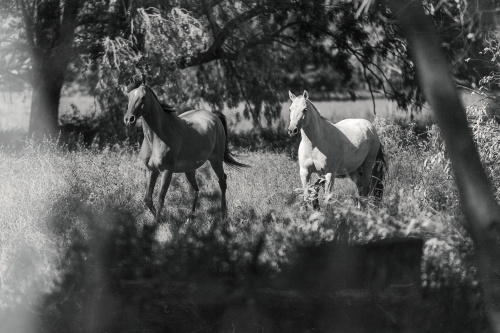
301,102 -> 334,143
142,120 -> 155,144
142,97 -> 182,146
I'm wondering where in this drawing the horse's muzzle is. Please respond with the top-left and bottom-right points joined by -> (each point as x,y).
288,127 -> 299,136
124,115 -> 136,126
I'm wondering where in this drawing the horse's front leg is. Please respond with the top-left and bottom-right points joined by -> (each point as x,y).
323,173 -> 334,205
156,170 -> 173,222
144,168 -> 159,217
300,167 -> 311,208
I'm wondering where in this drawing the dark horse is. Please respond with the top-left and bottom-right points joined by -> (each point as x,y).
124,75 -> 247,221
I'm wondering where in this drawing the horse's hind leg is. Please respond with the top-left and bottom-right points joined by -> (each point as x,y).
349,170 -> 364,208
209,159 -> 227,217
144,168 -> 160,217
185,171 -> 200,219
349,170 -> 363,196
156,170 -> 173,222
361,159 -> 376,197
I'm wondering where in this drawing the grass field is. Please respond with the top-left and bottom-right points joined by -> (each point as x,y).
0,90 -> 492,331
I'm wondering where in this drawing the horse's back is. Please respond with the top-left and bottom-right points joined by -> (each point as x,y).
180,109 -> 221,133
334,118 -> 379,144
175,110 -> 226,170
328,118 -> 380,173
335,118 -> 374,127
335,118 -> 376,133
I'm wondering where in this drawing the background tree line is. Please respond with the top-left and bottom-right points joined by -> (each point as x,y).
0,0 -> 495,138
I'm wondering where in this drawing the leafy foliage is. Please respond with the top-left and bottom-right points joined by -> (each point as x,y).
423,102 -> 500,202
0,12 -> 28,91
93,0 -> 489,132
0,0 -> 493,137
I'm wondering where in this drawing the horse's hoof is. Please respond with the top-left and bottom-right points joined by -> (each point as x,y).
148,206 -> 157,217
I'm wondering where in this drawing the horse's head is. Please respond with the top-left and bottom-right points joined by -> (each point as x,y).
124,75 -> 147,126
288,90 -> 309,136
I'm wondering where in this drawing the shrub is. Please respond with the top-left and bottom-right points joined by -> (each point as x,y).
59,104 -> 143,148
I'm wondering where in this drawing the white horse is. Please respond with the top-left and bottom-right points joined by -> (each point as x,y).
287,90 -> 386,207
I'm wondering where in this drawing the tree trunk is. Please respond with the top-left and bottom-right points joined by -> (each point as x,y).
26,0 -> 82,137
28,60 -> 65,137
386,0 -> 500,330
108,0 -> 120,38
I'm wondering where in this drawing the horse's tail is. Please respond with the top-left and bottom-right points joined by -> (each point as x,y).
371,143 -> 387,200
215,111 -> 249,169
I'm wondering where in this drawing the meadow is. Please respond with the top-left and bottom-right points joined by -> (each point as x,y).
0,88 -> 438,133
0,90 -> 495,331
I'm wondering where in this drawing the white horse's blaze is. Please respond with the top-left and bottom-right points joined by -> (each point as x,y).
288,91 -> 386,206
288,91 -> 309,134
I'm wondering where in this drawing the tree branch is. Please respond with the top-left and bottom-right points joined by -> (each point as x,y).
175,4 -> 269,68
310,25 -> 406,103
363,65 -> 376,115
59,0 -> 81,50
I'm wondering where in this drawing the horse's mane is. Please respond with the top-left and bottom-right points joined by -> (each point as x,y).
146,86 -> 176,114
126,79 -> 176,114
305,98 -> 326,120
126,80 -> 142,93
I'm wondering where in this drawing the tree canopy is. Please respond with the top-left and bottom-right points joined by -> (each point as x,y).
0,0 -> 494,137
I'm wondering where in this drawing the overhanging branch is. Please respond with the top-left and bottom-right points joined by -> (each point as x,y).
175,4 -> 275,69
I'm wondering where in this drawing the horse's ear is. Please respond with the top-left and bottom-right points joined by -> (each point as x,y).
289,90 -> 296,101
141,74 -> 147,85
303,90 -> 309,100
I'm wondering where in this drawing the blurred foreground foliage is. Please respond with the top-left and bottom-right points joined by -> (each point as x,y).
31,192 -> 484,332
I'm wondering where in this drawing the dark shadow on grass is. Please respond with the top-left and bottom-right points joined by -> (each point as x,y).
25,201 -> 488,333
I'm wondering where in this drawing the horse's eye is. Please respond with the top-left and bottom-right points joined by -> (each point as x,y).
304,108 -> 308,112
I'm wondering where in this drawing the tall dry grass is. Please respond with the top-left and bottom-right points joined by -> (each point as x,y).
0,117 -> 476,303
0,91 -> 493,331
